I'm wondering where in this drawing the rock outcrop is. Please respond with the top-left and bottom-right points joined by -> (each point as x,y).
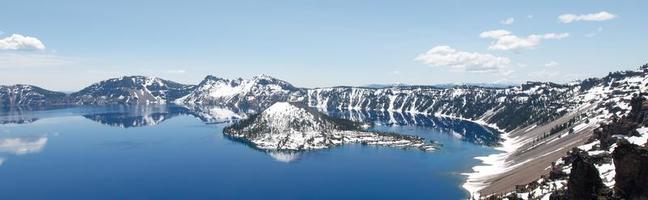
613,140 -> 648,199
565,150 -> 609,199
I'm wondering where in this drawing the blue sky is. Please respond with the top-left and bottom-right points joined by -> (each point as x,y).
0,0 -> 646,90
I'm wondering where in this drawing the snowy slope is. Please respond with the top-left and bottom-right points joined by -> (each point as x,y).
0,85 -> 67,107
176,75 -> 305,113
71,76 -> 194,105
474,66 -> 648,199
306,82 -> 577,132
224,102 -> 437,151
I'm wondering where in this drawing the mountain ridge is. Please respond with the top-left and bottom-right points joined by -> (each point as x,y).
2,63 -> 648,198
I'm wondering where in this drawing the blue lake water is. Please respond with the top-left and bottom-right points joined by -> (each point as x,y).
0,105 -> 498,199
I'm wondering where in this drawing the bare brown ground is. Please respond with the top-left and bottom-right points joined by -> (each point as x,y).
477,107 -> 597,196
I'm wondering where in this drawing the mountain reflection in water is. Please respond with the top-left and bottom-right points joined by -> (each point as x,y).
326,110 -> 501,146
0,105 -> 499,146
0,106 -> 491,199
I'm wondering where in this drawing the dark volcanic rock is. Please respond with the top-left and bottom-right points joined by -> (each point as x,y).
613,140 -> 648,200
549,161 -> 569,180
592,95 -> 647,149
549,191 -> 567,200
593,118 -> 640,149
565,150 -> 609,199
629,94 -> 648,123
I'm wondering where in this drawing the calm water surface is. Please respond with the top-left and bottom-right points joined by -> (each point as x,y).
0,105 -> 497,199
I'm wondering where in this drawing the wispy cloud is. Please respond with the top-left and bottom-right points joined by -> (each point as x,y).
544,61 -> 559,67
559,11 -> 616,23
480,29 -> 569,51
500,17 -> 515,25
529,69 -> 560,78
585,27 -> 604,38
0,53 -> 77,68
517,63 -> 528,68
529,70 -> 582,83
164,69 -> 186,74
0,34 -> 46,50
414,45 -> 511,73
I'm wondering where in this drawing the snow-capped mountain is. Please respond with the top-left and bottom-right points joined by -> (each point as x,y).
0,85 -> 67,107
175,75 -> 305,113
2,63 -> 648,198
306,82 -> 577,132
223,102 -> 437,151
71,76 -> 194,105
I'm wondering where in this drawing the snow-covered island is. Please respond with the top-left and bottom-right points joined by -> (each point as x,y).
223,102 -> 438,151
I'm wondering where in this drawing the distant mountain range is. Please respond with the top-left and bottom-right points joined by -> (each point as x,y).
363,82 -> 515,89
2,63 -> 648,198
0,76 -> 195,107
0,69 -> 606,133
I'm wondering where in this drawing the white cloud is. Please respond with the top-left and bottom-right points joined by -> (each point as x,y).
527,15 -> 534,19
544,61 -> 559,67
480,29 -> 569,51
500,17 -> 515,25
542,33 -> 570,40
414,45 -> 510,73
559,11 -> 616,23
392,70 -> 400,75
0,34 -> 45,50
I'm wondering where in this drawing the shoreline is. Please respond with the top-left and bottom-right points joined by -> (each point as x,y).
458,104 -> 600,198
317,107 -> 524,198
371,109 -> 518,198
428,112 -> 524,199
431,114 -> 520,198
460,131 -> 522,198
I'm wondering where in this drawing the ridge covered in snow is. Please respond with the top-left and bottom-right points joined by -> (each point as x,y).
175,75 -> 305,113
467,65 -> 648,199
71,76 -> 195,105
0,85 -> 67,107
3,63 -> 648,198
306,81 -> 577,132
223,102 -> 437,151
